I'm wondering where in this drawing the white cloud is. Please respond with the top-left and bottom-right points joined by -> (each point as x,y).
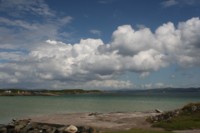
110,25 -> 156,56
1,17 -> 200,89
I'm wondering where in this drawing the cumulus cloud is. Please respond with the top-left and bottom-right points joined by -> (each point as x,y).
1,17 -> 200,89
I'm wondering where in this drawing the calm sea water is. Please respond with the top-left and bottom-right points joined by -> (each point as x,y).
0,92 -> 200,124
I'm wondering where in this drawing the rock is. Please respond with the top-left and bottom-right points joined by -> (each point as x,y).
88,112 -> 99,116
51,127 -> 59,133
40,125 -> 56,133
77,126 -> 88,133
0,127 -> 7,133
27,128 -> 40,133
64,125 -> 78,133
17,119 -> 30,125
58,127 -> 65,132
1,119 -> 97,133
6,125 -> 15,133
88,127 -> 96,133
192,105 -> 197,111
182,103 -> 200,113
155,109 -> 163,113
21,127 -> 33,133
15,124 -> 26,132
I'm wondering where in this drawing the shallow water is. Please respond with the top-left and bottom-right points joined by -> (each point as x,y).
0,92 -> 200,124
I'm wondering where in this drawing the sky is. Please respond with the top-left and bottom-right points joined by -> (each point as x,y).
0,0 -> 200,90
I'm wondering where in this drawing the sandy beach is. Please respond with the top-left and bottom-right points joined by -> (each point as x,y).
27,112 -> 159,130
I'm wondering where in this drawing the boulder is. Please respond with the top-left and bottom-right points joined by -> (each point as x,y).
6,125 -> 15,133
77,126 -> 88,133
15,124 -> 25,132
64,125 -> 78,133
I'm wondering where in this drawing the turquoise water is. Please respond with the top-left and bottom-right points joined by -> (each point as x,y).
0,92 -> 200,124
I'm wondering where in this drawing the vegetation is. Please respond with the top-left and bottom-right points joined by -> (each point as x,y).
105,128 -> 172,133
152,103 -> 200,130
0,89 -> 102,96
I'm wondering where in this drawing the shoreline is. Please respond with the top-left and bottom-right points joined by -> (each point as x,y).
21,112 -> 159,130
2,108 -> 200,133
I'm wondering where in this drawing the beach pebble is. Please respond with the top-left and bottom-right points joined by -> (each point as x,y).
64,125 -> 78,133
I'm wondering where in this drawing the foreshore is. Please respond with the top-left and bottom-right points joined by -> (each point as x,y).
28,112 -> 158,130
0,111 -> 160,133
1,111 -> 200,133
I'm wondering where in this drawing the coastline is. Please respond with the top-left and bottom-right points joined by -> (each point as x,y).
1,106 -> 200,133
19,112 -> 159,130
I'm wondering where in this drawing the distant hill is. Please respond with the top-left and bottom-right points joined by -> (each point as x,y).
1,87 -> 200,96
0,89 -> 102,96
106,87 -> 200,93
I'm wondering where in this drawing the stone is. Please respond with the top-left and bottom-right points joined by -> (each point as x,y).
58,127 -> 65,132
64,125 -> 78,133
15,124 -> 26,132
77,126 -> 87,133
192,105 -> 197,111
21,125 -> 33,132
88,127 -> 96,133
155,109 -> 163,113
0,127 -> 7,133
51,127 -> 59,133
6,125 -> 15,133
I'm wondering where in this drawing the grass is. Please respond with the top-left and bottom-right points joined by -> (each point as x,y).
152,112 -> 200,130
105,128 -> 173,133
152,103 -> 200,130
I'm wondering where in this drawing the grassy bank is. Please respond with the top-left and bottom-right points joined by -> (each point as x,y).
151,103 -> 200,130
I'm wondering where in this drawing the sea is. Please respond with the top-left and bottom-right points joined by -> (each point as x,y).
0,91 -> 200,124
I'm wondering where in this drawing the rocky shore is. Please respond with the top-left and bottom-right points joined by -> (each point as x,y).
0,112 -> 159,133
0,119 -> 96,133
1,103 -> 200,133
148,103 -> 200,123
28,112 -> 158,130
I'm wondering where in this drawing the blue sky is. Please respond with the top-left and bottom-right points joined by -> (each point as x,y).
0,0 -> 200,89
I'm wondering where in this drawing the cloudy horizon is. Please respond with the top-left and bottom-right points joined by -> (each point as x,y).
0,0 -> 200,90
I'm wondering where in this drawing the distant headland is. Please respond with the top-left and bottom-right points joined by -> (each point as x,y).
0,87 -> 200,96
0,89 -> 102,96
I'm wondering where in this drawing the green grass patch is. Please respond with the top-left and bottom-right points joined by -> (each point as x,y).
152,112 -> 200,130
105,128 -> 172,133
